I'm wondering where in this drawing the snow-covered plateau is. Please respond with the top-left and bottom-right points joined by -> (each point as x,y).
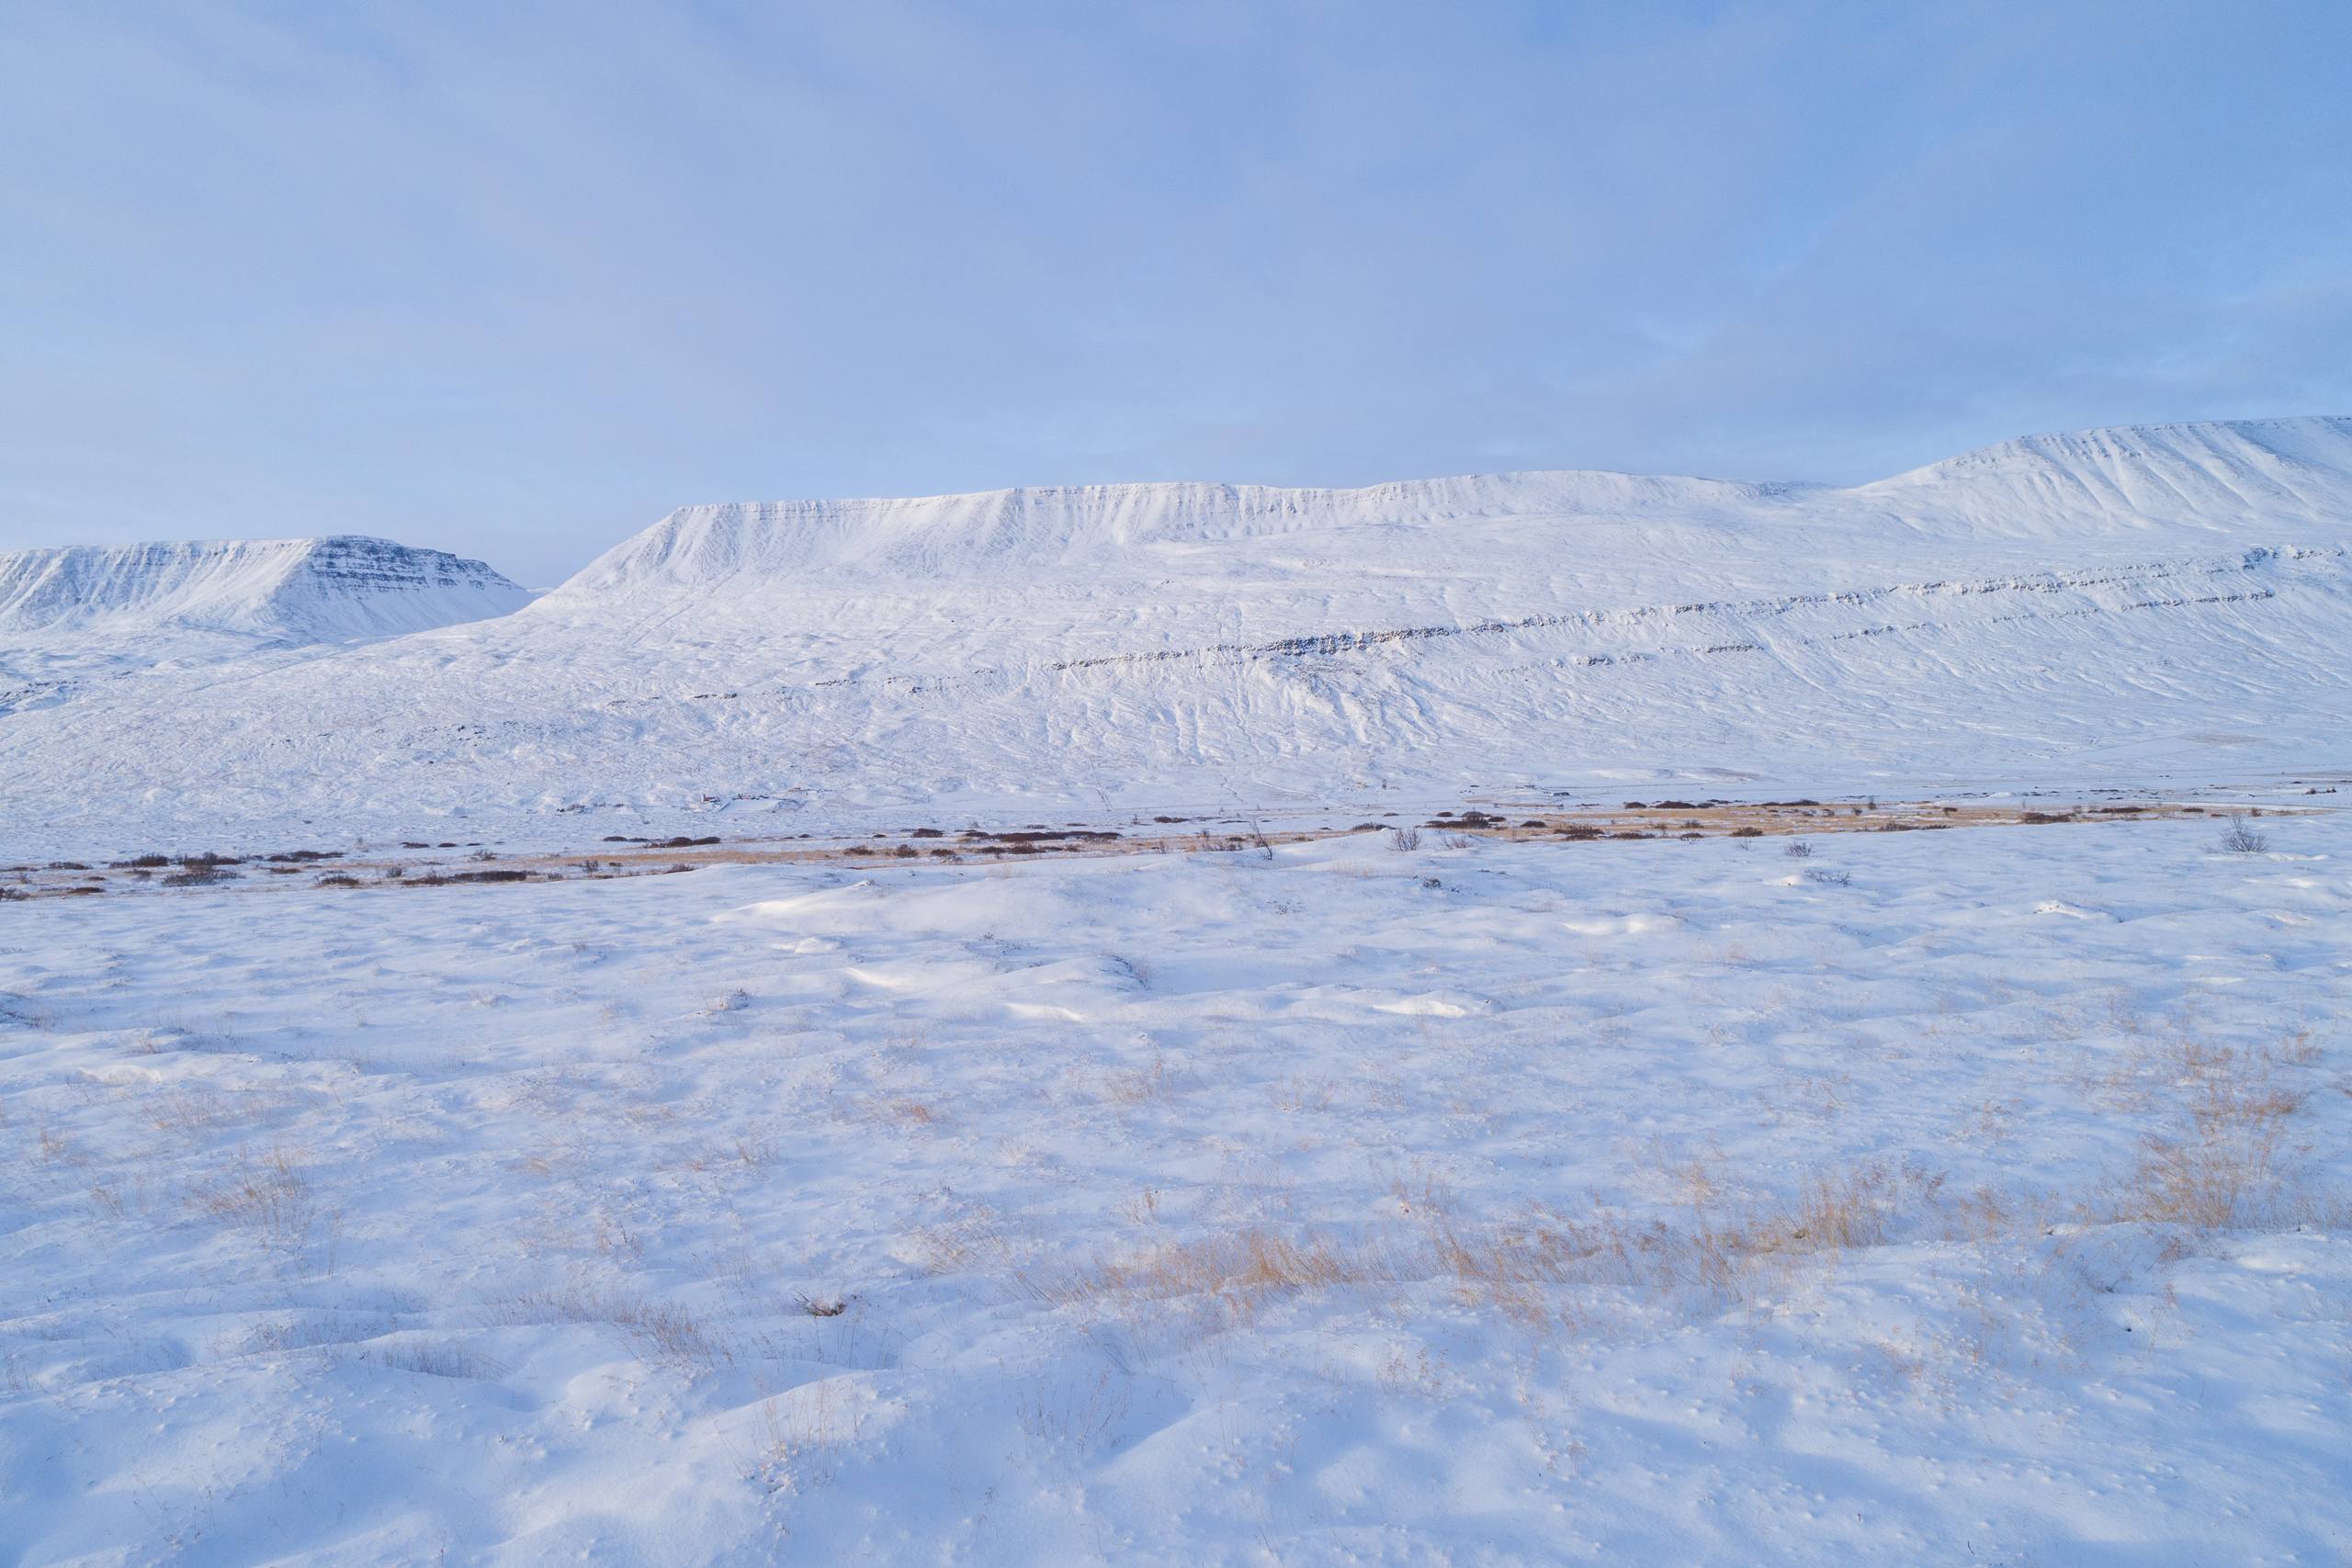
2,417 -> 2348,858
2,416 -> 2348,1564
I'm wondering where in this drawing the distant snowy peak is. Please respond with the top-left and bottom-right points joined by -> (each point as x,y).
0,536 -> 530,645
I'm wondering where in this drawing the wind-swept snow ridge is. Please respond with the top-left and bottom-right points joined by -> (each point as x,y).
0,536 -> 528,644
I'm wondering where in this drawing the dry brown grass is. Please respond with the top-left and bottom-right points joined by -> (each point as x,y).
486,1284 -> 731,1373
750,1377 -> 870,1495
188,1144 -> 318,1252
1019,1162 -> 1917,1336
2090,1035 -> 2324,1229
1103,1053 -> 1178,1109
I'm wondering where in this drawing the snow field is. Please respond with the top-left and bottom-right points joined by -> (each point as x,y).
1,813 -> 2347,1563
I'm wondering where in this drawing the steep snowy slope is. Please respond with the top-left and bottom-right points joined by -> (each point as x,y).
0,536 -> 529,676
1858,417 -> 2352,536
3,419 -> 2346,852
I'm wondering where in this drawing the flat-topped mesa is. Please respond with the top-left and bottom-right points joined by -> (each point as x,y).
0,536 -> 531,645
548,417 -> 2352,604
545,469 -> 1784,596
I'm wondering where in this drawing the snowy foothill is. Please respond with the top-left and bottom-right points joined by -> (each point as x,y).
3,811 -> 2346,1562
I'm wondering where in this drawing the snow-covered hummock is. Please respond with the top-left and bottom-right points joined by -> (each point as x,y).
0,536 -> 529,671
4,418 -> 2350,852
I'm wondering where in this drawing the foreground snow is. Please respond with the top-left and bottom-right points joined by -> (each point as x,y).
4,813 -> 2346,1563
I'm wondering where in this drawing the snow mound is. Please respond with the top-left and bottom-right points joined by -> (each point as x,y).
0,536 -> 529,647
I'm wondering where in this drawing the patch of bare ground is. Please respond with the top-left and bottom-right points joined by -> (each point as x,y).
15,796 -> 2312,897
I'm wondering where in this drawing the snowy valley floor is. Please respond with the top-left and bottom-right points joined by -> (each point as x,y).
3,813 -> 2348,1564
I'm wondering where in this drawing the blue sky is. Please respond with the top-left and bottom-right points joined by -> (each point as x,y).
5,2 -> 2348,585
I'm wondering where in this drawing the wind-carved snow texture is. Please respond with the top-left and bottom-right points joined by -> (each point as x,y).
3,417 -> 2349,852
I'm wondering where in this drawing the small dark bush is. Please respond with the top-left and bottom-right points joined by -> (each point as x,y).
1730,827 -> 1764,838
650,836 -> 720,849
2218,816 -> 2270,854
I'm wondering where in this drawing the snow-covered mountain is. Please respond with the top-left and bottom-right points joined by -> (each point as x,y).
0,536 -> 529,672
4,418 -> 2347,852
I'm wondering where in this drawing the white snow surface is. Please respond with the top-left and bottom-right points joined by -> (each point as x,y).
3,417 -> 2350,853
4,817 -> 2347,1562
